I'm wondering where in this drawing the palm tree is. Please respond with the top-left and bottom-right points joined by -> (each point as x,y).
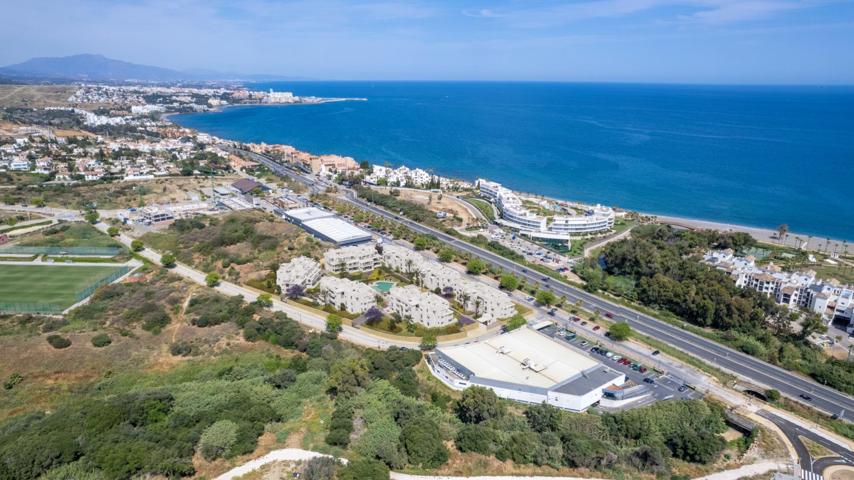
777,224 -> 788,244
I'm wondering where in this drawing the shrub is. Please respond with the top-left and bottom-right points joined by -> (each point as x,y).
198,420 -> 238,460
326,314 -> 342,334
46,334 -> 72,349
107,226 -> 119,237
266,369 -> 297,389
505,313 -> 527,331
337,459 -> 389,480
765,389 -> 781,402
3,373 -> 23,390
90,333 -> 112,348
131,239 -> 144,252
205,272 -> 220,287
160,253 -> 176,268
170,341 -> 193,356
608,322 -> 632,341
456,423 -> 495,454
400,416 -> 449,468
302,456 -> 340,480
456,386 -> 504,424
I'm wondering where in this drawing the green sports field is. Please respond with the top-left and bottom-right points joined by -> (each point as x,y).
0,264 -> 126,312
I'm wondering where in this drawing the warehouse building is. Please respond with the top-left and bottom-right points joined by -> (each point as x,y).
284,207 -> 372,246
428,327 -> 625,412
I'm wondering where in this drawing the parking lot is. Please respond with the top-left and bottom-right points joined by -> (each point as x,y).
538,323 -> 702,406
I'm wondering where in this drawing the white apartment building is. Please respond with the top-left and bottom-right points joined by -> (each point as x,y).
456,280 -> 516,324
477,179 -> 614,241
417,261 -> 461,293
323,243 -> 381,274
387,285 -> 456,328
318,276 -> 377,314
704,249 -> 854,328
381,243 -> 424,274
276,256 -> 322,294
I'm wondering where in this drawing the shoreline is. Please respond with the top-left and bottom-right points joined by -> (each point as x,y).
164,112 -> 854,254
165,96 -> 366,119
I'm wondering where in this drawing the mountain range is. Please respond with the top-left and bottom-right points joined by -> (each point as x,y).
0,54 -> 303,83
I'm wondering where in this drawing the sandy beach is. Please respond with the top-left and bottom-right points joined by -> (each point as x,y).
654,214 -> 853,255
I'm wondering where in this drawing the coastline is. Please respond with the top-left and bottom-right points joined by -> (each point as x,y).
164,96 -> 366,120
165,113 -> 853,254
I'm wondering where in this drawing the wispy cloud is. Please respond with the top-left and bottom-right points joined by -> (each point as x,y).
461,0 -> 831,27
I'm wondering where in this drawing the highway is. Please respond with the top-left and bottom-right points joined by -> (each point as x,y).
242,149 -> 854,420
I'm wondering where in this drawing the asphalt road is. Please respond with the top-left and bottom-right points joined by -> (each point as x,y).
245,149 -> 854,421
758,409 -> 854,472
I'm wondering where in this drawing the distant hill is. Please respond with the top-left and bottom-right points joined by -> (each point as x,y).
0,54 -> 308,83
0,54 -> 187,82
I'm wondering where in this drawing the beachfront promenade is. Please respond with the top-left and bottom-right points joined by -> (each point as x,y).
241,150 -> 854,420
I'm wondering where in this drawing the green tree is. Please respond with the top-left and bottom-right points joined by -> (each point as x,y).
799,313 -> 827,339
32,197 -> 45,208
420,332 -> 437,350
535,289 -> 556,306
198,420 -> 238,460
466,258 -> 486,275
328,357 -> 370,397
338,459 -> 389,480
106,226 -> 119,237
327,314 -> 343,334
765,389 -> 781,402
91,333 -> 112,348
608,322 -> 632,341
455,423 -> 495,454
667,430 -> 725,463
160,253 -> 176,268
505,314 -> 527,331
83,209 -> 100,224
499,274 -> 520,291
400,416 -> 449,468
205,272 -> 220,287
413,236 -> 429,250
131,239 -> 144,252
46,335 -> 71,349
455,386 -> 504,424
255,293 -> 273,308
438,248 -> 455,263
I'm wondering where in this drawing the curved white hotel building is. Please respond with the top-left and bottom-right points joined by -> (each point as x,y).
477,179 -> 614,241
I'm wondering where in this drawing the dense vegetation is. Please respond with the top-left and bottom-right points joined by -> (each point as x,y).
451,387 -> 728,476
575,225 -> 854,395
141,211 -> 323,286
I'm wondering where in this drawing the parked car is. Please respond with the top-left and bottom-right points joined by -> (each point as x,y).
579,341 -> 589,347
638,367 -> 648,374
643,377 -> 655,384
651,350 -> 660,356
581,321 -> 588,326
678,385 -> 688,392
611,355 -> 622,362
593,325 -> 601,331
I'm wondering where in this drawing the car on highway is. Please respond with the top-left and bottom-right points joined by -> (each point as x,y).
572,316 -> 581,322
800,393 -> 813,401
605,312 -> 614,319
651,350 -> 660,356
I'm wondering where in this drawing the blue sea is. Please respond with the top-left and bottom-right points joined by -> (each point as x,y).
172,82 -> 854,241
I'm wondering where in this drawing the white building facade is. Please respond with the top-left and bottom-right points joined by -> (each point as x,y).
276,256 -> 322,294
318,276 -> 377,314
323,243 -> 381,274
387,285 -> 456,328
477,179 -> 614,240
456,280 -> 516,324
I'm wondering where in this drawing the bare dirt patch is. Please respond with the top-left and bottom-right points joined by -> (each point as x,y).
0,85 -> 77,108
374,187 -> 479,227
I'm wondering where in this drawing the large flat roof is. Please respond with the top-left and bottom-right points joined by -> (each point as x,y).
302,217 -> 372,245
284,207 -> 336,223
437,327 -> 600,389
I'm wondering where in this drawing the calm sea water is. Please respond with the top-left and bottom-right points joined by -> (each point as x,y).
172,82 -> 854,240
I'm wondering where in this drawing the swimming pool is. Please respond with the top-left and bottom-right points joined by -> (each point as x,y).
373,281 -> 396,293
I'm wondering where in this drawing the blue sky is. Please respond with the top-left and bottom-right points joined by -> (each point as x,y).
2,0 -> 854,84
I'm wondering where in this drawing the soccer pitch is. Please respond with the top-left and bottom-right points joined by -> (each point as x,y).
0,264 -> 126,312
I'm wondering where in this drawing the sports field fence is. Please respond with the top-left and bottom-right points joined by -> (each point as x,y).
0,265 -> 132,315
